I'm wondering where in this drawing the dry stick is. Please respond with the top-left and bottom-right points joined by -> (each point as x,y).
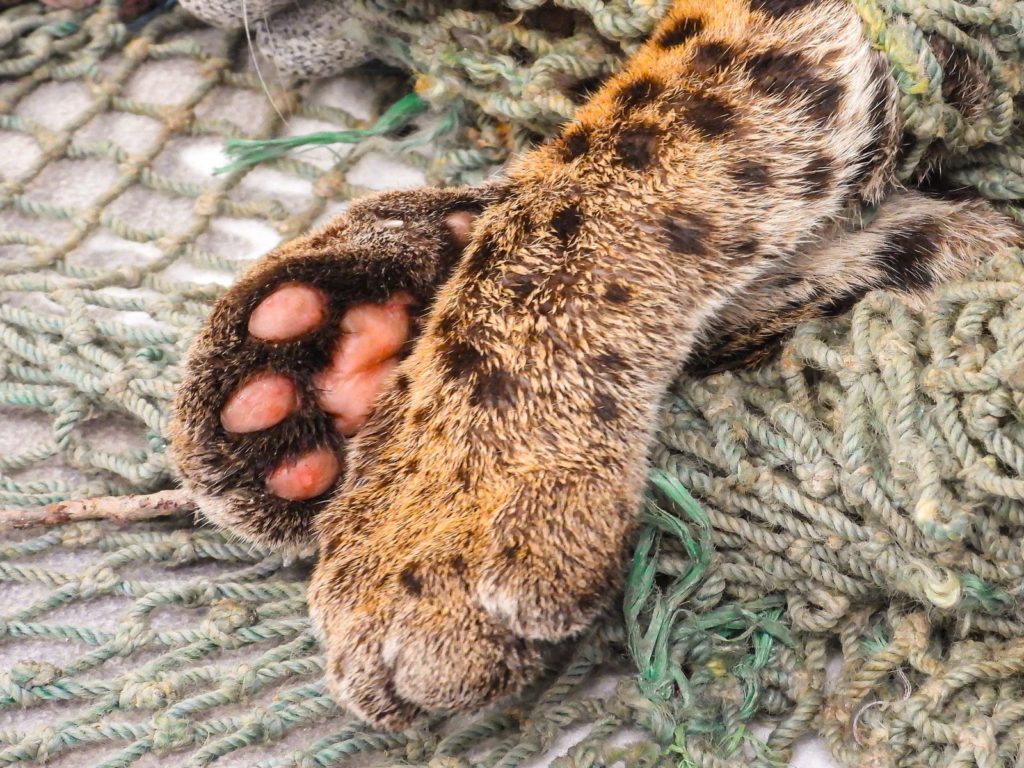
0,490 -> 196,529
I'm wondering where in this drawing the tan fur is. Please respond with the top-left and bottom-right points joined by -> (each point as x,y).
169,0 -> 1022,728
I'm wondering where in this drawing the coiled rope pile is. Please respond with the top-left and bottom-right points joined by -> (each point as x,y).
0,1 -> 1022,766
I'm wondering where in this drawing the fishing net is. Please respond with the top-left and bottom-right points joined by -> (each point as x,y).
1,1 -> 1023,766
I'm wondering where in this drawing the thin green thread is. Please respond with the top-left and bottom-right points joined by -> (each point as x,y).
216,93 -> 431,175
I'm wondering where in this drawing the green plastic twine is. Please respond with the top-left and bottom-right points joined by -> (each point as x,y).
216,92 -> 430,174
626,470 -> 712,704
626,471 -> 800,762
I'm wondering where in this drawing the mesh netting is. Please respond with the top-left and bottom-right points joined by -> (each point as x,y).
1,1 -> 1023,767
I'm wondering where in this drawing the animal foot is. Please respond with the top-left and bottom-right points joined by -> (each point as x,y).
169,187 -> 494,547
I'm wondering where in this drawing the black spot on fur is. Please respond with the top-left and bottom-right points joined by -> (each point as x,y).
615,75 -> 665,113
734,237 -> 760,257
455,463 -> 472,492
876,223 -> 942,290
501,272 -> 540,299
663,210 -> 714,256
410,406 -> 431,425
802,153 -> 835,199
399,564 -> 423,595
605,282 -> 632,304
376,679 -> 420,722
436,310 -> 459,338
577,564 -> 622,613
918,181 -> 980,201
899,130 -> 918,156
440,340 -> 485,382
745,50 -> 841,121
778,293 -> 810,314
779,274 -> 805,290
552,205 -> 583,244
689,41 -> 739,75
593,391 -> 620,421
576,587 -> 601,614
470,367 -> 518,408
675,91 -> 738,137
614,122 -> 661,169
820,290 -> 863,317
594,351 -> 628,378
657,16 -> 704,48
569,74 -> 608,102
744,50 -> 805,92
546,269 -> 581,290
501,271 -> 537,299
750,0 -> 815,17
463,235 -> 500,276
809,80 -> 845,123
503,544 -> 520,560
449,555 -> 468,576
394,374 -> 410,393
687,329 -> 789,375
537,297 -> 557,316
934,36 -> 985,116
561,127 -> 590,161
405,458 -> 419,474
729,159 -> 773,190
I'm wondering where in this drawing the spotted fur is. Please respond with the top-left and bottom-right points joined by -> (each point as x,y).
170,0 -> 1021,728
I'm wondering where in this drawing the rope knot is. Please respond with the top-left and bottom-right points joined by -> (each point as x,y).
403,732 -> 439,762
519,715 -> 560,747
957,715 -> 997,756
254,709 -> 286,741
112,619 -> 155,656
113,265 -> 144,288
9,660 -> 62,688
150,713 -> 194,753
121,675 -> 178,709
61,316 -> 96,347
78,564 -> 119,596
158,105 -> 192,132
615,679 -> 676,744
221,663 -> 260,699
193,191 -> 221,216
202,599 -> 258,641
59,521 -> 104,547
166,530 -> 199,565
793,460 -> 837,498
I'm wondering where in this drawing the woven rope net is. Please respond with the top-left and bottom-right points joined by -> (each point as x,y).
0,1 -> 1023,766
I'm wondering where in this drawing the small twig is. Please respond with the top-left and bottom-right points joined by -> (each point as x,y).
0,490 -> 196,529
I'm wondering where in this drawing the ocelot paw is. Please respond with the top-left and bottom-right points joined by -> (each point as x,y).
168,186 -> 495,548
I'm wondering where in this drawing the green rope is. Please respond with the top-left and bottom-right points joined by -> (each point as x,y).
216,93 -> 430,174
